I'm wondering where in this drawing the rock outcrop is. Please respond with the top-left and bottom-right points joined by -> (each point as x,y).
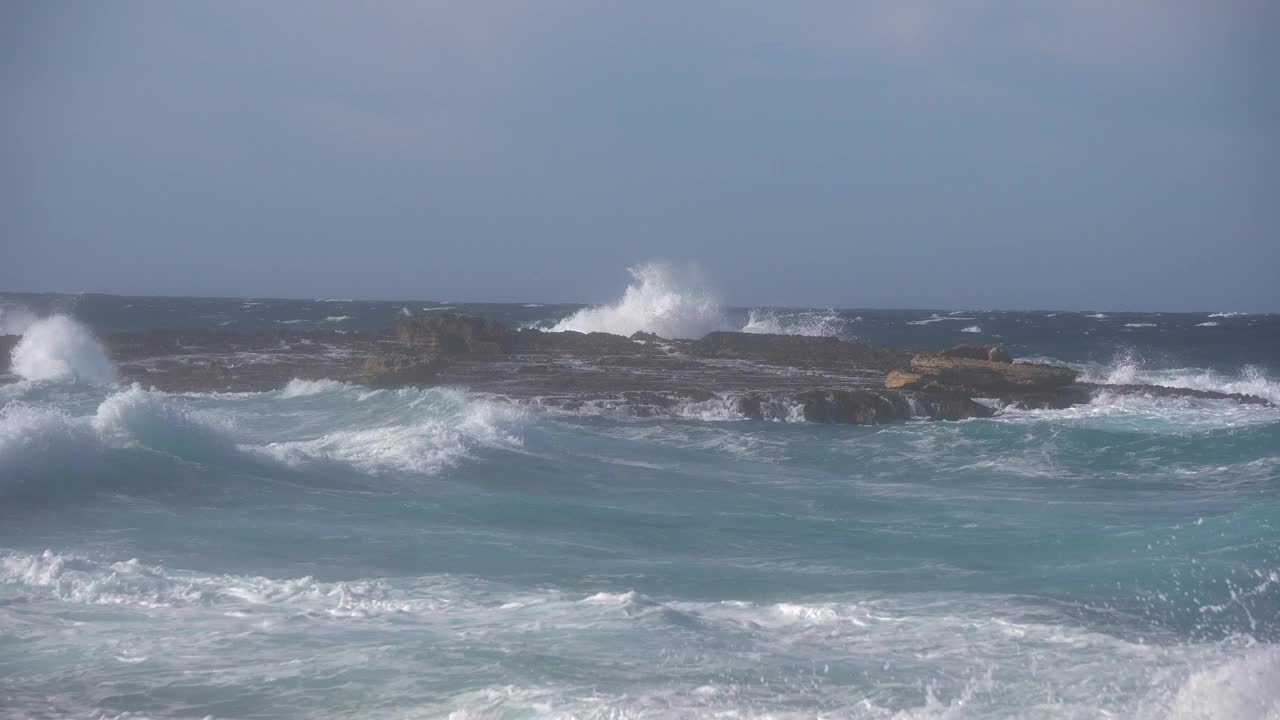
355,352 -> 449,389
69,312 -> 1271,420
938,344 -> 1012,363
886,355 -> 1078,395
399,313 -> 514,355
690,332 -> 912,372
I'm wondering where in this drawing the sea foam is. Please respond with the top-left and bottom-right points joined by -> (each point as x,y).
741,308 -> 854,338
9,315 -> 115,385
1080,351 -> 1280,406
550,262 -> 728,339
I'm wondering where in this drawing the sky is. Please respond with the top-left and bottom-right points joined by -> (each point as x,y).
3,1 -> 1277,311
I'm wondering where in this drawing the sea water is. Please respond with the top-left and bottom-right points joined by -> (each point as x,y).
2,273 -> 1278,718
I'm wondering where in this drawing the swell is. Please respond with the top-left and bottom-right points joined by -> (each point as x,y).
0,381 -> 526,498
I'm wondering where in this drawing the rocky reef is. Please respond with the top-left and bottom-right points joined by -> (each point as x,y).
5,312 -> 1270,424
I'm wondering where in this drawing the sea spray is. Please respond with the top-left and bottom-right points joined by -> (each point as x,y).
0,305 -> 37,335
741,308 -> 854,338
10,315 -> 115,385
551,262 -> 728,339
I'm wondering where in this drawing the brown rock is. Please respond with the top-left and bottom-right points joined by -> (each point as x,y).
399,313 -> 514,355
884,370 -> 924,389
888,355 -> 1078,395
356,352 -> 448,388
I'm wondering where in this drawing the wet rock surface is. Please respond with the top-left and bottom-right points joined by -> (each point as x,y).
3,314 -> 1270,423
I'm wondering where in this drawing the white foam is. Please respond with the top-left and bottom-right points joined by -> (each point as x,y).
1198,321 -> 1221,327
1147,646 -> 1280,720
1125,323 -> 1158,328
961,325 -> 982,333
1208,312 -> 1247,318
1081,353 -> 1280,405
550,262 -> 727,339
325,315 -> 351,322
742,308 -> 853,338
253,388 -> 525,475
10,315 -> 115,385
907,314 -> 974,325
1087,313 -> 1108,319
278,378 -> 354,398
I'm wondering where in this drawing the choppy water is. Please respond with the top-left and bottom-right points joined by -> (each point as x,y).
2,286 -> 1279,719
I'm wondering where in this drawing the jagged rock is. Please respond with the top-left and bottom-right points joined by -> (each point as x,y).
355,352 -> 448,388
914,393 -> 998,421
1079,383 -> 1272,406
692,332 -> 912,372
793,389 -> 911,425
889,355 -> 1078,395
399,313 -> 514,355
630,331 -> 663,342
939,344 -> 1012,363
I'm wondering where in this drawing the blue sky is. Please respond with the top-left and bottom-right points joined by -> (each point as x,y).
3,1 -> 1277,310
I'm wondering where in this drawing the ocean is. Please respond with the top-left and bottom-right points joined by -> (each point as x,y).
1,274 -> 1278,718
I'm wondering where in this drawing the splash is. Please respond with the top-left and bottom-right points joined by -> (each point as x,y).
9,315 -> 115,385
0,304 -> 37,335
961,325 -> 982,333
1080,350 -> 1280,405
742,308 -> 855,339
550,262 -> 727,339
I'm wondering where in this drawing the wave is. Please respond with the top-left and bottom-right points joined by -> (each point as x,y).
961,325 -> 982,333
1198,321 -> 1220,327
5,543 -> 1277,718
550,262 -> 728,339
250,385 -> 525,476
1078,351 -> 1280,406
741,308 -> 855,338
324,315 -> 351,322
1208,312 -> 1247,318
1125,323 -> 1158,328
1,382 -> 526,494
907,313 -> 975,326
9,315 -> 114,385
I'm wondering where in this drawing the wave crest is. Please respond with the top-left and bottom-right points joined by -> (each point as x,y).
10,315 -> 114,385
550,262 -> 728,339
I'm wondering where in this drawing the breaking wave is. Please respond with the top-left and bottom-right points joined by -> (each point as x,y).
0,382 -> 526,494
550,262 -> 728,339
1073,350 -> 1280,405
741,308 -> 855,339
9,315 -> 115,385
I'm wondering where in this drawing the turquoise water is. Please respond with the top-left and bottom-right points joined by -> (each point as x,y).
1,296 -> 1278,718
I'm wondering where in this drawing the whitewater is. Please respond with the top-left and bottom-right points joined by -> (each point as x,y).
2,287 -> 1279,719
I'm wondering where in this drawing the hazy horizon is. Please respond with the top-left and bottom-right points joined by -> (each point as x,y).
4,2 -> 1277,312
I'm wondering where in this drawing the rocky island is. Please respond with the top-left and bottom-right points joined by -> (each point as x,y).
2,312 -> 1270,423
